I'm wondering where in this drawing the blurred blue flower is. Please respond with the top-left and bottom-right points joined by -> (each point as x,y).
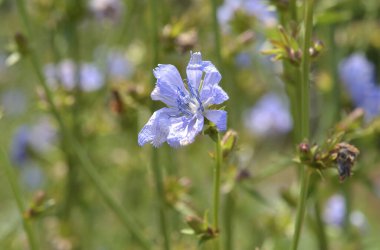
44,60 -> 104,92
235,52 -> 252,68
138,52 -> 228,147
244,93 -> 292,136
89,0 -> 123,22
323,194 -> 346,227
218,0 -> 277,32
11,126 -> 30,166
80,63 -> 105,91
28,118 -> 57,153
10,118 -> 56,167
339,53 -> 380,121
106,51 -> 134,80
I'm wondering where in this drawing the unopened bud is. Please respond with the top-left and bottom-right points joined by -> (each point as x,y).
221,130 -> 238,159
14,32 -> 29,55
309,40 -> 324,58
185,216 -> 206,234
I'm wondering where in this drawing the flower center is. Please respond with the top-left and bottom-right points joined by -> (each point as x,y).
176,86 -> 204,117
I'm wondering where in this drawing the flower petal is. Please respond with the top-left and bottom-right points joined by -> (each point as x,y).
167,114 -> 204,147
138,108 -> 176,147
204,110 -> 227,131
201,85 -> 229,106
202,61 -> 222,88
186,52 -> 203,91
152,64 -> 186,106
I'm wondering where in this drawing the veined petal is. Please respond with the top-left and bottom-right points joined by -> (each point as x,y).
204,110 -> 227,131
201,85 -> 229,106
202,61 -> 222,88
186,52 -> 203,91
138,108 -> 176,147
152,64 -> 186,106
167,114 -> 204,147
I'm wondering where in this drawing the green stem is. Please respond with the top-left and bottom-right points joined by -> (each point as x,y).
213,133 -> 222,249
291,168 -> 312,250
223,191 -> 235,250
300,0 -> 313,140
152,149 -> 171,250
210,0 -> 222,66
314,199 -> 328,250
1,149 -> 39,250
279,13 -> 301,143
15,1 -> 151,248
327,25 -> 341,121
289,0 -> 298,22
291,0 -> 314,249
148,0 -> 171,249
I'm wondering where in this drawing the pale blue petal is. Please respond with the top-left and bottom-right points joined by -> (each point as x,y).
186,52 -> 203,91
202,61 -> 222,88
201,85 -> 229,106
138,108 -> 176,147
167,114 -> 204,147
152,64 -> 186,106
204,110 -> 227,131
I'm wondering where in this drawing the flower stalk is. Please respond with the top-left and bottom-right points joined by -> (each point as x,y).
291,0 -> 315,249
210,0 -> 222,66
152,149 -> 171,250
148,0 -> 171,249
213,132 -> 222,249
1,149 -> 39,250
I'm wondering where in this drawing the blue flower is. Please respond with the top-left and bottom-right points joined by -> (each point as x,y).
106,51 -> 134,80
218,0 -> 277,32
138,52 -> 228,147
339,53 -> 380,121
10,118 -> 57,167
323,194 -> 346,227
11,126 -> 30,166
244,93 -> 292,136
44,60 -> 104,92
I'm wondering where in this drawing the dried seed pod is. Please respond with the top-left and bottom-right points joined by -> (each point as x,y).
331,143 -> 360,181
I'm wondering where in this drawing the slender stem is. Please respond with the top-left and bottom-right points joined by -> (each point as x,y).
14,1 -> 151,248
213,133 -> 222,249
151,149 -> 171,250
149,0 -> 159,67
148,0 -> 171,249
279,13 -> 301,143
300,0 -> 313,140
1,149 -> 39,250
327,25 -> 341,122
289,0 -> 298,22
291,168 -> 312,250
223,191 -> 235,250
210,0 -> 222,66
314,199 -> 328,250
291,1 -> 314,249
